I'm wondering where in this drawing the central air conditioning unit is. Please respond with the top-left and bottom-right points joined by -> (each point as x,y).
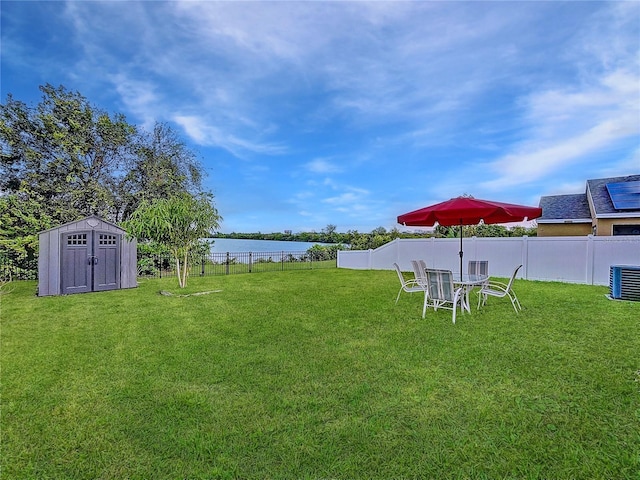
609,265 -> 640,302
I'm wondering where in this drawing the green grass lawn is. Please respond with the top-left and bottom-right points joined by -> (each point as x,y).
2,269 -> 639,479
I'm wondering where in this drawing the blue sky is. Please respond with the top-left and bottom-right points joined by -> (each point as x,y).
2,1 -> 639,233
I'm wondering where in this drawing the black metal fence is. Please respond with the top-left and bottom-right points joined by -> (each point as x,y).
137,250 -> 336,278
0,250 -> 336,282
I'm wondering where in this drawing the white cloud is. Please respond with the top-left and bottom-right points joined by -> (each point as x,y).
481,66 -> 640,191
323,192 -> 364,206
305,159 -> 342,174
322,186 -> 373,220
109,75 -> 159,130
322,178 -> 339,190
173,115 -> 287,157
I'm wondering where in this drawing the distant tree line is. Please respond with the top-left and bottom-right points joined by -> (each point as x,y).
0,84 -> 216,270
434,224 -> 537,239
215,223 -> 538,253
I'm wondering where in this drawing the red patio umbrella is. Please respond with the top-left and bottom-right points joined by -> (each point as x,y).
397,196 -> 542,279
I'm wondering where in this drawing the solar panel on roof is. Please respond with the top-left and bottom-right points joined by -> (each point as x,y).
606,181 -> 640,210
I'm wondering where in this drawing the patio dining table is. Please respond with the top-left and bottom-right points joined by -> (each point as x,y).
453,274 -> 489,313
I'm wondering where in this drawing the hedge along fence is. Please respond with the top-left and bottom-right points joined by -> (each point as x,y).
0,255 -> 37,281
137,250 -> 336,278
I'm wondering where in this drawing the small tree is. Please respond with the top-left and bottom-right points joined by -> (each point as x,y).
123,193 -> 221,288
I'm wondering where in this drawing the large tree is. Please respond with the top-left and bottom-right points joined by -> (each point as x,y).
1,85 -> 208,223
117,122 -> 204,221
123,193 -> 221,288
0,84 -> 135,223
0,84 -> 211,263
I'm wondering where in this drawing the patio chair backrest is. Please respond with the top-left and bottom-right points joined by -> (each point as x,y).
418,260 -> 428,272
393,262 -> 406,284
411,260 -> 427,286
468,260 -> 489,277
506,264 -> 523,290
425,269 -> 456,302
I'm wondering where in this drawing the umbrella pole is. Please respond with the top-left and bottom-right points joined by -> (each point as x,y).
459,220 -> 463,281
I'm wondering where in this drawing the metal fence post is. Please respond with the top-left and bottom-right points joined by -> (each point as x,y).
249,252 -> 252,273
226,252 -> 230,275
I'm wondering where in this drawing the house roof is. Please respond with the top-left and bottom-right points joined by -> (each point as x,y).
538,193 -> 592,222
538,174 -> 640,223
587,174 -> 640,217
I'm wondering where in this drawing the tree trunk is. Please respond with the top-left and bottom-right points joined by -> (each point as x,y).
175,256 -> 184,288
181,249 -> 189,288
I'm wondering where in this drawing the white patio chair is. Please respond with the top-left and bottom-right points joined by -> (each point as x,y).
411,260 -> 443,317
415,259 -> 446,310
418,259 -> 428,273
424,268 -> 464,323
468,260 -> 489,278
393,263 -> 425,304
411,260 -> 428,287
468,260 -> 489,289
477,264 -> 523,312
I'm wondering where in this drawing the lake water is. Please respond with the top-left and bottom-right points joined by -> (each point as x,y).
207,238 -> 328,253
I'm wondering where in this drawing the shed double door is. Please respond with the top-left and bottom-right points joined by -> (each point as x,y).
61,231 -> 121,294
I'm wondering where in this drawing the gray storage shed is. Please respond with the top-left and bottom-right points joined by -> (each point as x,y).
38,215 -> 137,296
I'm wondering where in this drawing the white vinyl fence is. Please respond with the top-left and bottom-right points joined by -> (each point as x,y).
337,235 -> 640,286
